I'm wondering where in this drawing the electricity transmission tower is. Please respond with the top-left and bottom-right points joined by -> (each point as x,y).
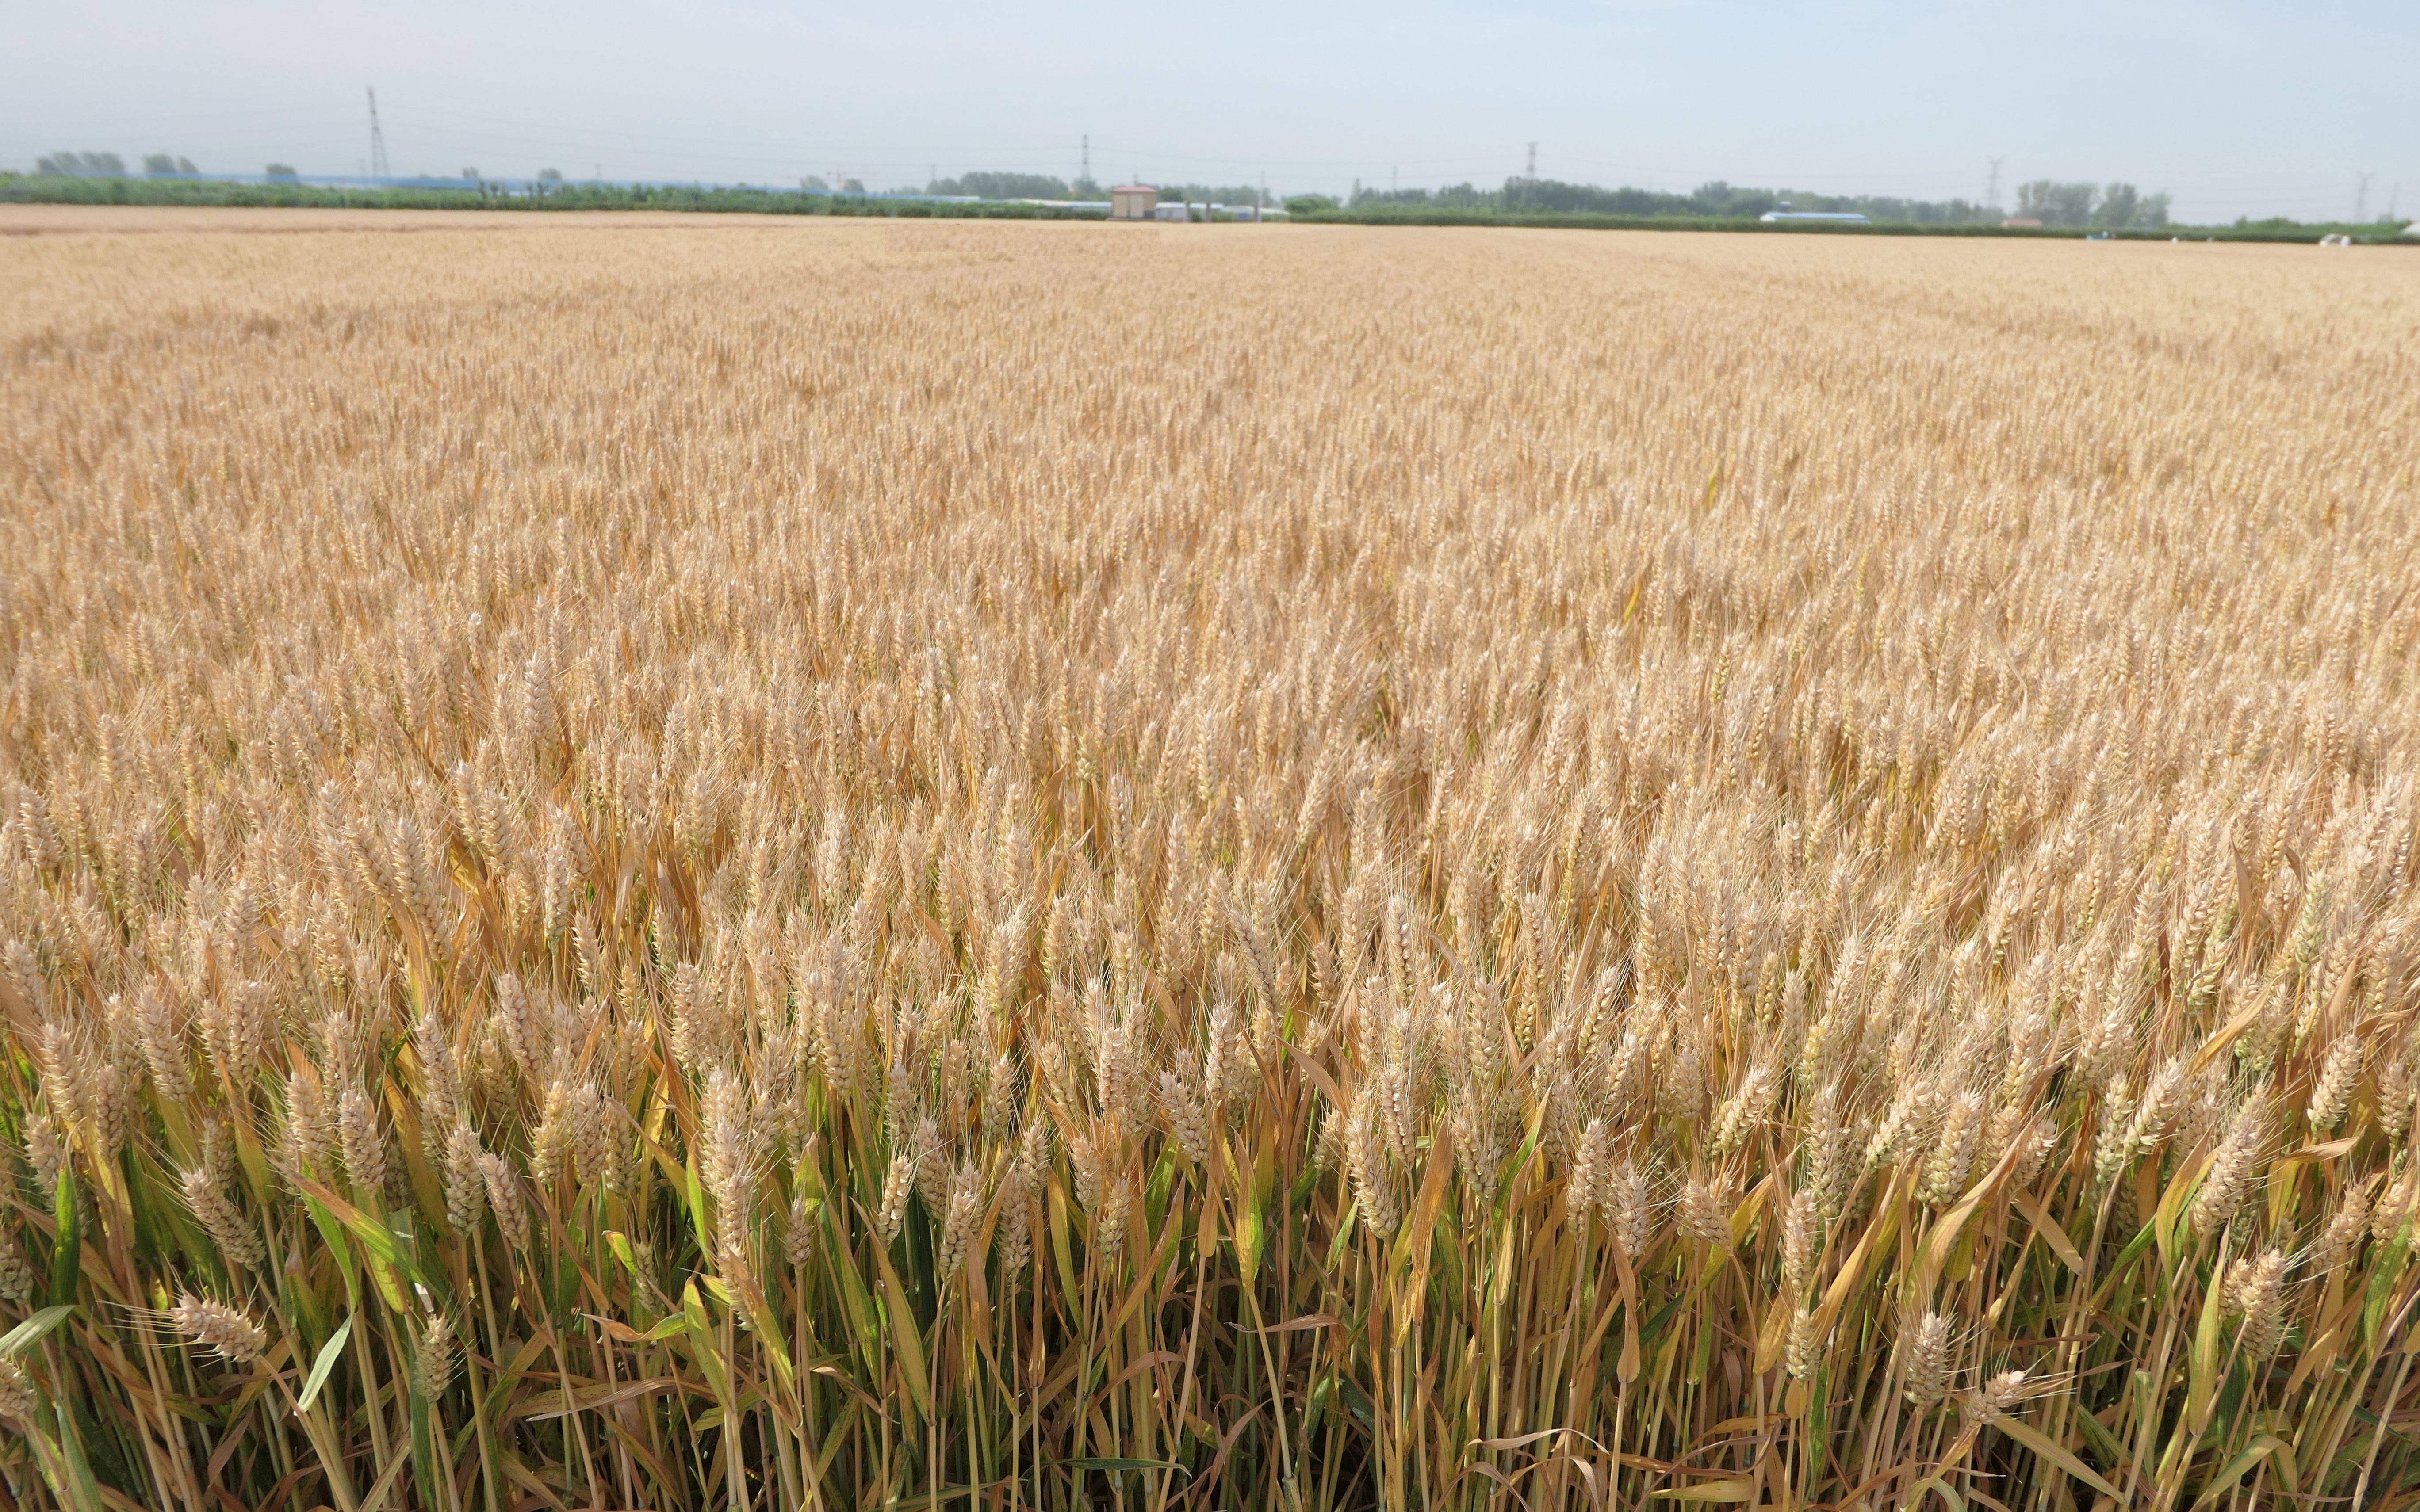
2354,170 -> 2373,223
1524,141 -> 1536,210
366,87 -> 390,179
1987,156 -> 2004,210
1081,134 -> 1090,186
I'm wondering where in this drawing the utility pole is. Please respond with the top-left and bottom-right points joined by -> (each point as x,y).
366,87 -> 390,179
2354,170 -> 2373,223
1987,156 -> 2004,210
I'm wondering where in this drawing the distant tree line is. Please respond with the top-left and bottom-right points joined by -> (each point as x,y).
15,160 -> 2361,238
1321,176 -> 2171,227
915,173 -> 1269,205
36,151 -> 267,178
1337,177 -> 2004,223
5,169 -> 2399,241
922,171 -> 1092,199
0,174 -> 1115,219
2013,180 -> 2171,228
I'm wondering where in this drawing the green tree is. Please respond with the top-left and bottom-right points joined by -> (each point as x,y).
2016,180 -> 2098,227
926,171 -> 1070,200
2092,183 -> 2140,228
2103,186 -> 2172,228
36,151 -> 126,176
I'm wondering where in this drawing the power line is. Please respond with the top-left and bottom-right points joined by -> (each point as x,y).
365,87 -> 389,179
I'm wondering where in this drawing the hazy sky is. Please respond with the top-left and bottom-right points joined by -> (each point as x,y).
8,0 -> 2412,224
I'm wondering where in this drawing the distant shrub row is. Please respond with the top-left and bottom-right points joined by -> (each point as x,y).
2,173 -> 2406,244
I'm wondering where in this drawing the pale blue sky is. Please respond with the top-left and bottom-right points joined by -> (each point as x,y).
7,0 -> 2412,223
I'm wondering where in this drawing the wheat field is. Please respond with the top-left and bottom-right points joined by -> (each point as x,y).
2,208 -> 2418,1512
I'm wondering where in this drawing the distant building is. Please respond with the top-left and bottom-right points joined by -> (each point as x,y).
1110,185 -> 1156,220
1759,211 -> 1870,224
2404,221 -> 2420,239
1153,202 -> 1190,222
2001,218 -> 2044,228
